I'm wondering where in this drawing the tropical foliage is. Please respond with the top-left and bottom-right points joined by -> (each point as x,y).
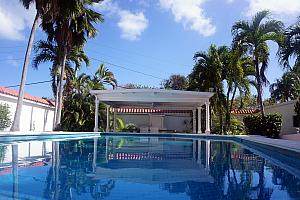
232,10 -> 284,116
122,83 -> 153,89
61,64 -> 116,132
270,70 -> 300,103
161,74 -> 188,90
188,44 -> 254,134
0,103 -> 11,131
279,18 -> 300,69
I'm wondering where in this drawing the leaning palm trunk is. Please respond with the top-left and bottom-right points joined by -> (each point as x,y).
225,85 -> 238,133
53,79 -> 59,129
55,47 -> 67,128
10,13 -> 39,131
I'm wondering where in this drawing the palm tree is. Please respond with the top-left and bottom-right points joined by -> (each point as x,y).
10,0 -> 56,131
270,71 -> 300,102
189,44 -> 228,133
232,10 -> 284,116
224,47 -> 255,132
90,64 -> 117,90
60,65 -> 116,131
41,0 -> 104,128
32,40 -> 89,125
279,18 -> 300,69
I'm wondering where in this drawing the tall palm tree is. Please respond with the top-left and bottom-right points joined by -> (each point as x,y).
189,44 -> 228,133
232,10 -> 284,116
41,0 -> 104,128
11,0 -> 56,131
33,40 -> 89,124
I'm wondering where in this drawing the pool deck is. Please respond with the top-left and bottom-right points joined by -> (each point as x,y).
236,135 -> 300,154
0,131 -> 299,154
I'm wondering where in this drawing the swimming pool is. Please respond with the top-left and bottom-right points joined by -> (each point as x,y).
0,134 -> 299,200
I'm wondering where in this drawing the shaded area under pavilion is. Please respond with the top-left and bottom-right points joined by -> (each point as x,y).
91,89 -> 214,133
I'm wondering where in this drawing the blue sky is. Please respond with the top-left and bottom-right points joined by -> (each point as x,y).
0,0 -> 299,99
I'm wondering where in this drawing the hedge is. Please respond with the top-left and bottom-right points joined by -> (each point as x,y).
243,113 -> 282,138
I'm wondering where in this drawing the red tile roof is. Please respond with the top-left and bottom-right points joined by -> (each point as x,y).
0,86 -> 55,107
231,108 -> 260,115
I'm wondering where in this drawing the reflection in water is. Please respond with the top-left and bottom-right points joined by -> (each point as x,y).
0,137 -> 299,199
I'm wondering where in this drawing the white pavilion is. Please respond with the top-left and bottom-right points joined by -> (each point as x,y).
90,89 -> 214,134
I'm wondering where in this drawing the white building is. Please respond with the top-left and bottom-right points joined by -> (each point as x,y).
0,86 -> 55,132
265,100 -> 298,135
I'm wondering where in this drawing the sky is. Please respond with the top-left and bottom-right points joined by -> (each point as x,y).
0,0 -> 299,99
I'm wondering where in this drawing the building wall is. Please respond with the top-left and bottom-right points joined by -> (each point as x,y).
265,100 -> 297,135
117,113 -> 192,133
0,93 -> 55,132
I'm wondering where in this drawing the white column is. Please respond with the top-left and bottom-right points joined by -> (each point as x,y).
197,140 -> 201,165
192,109 -> 196,133
205,102 -> 210,134
197,107 -> 202,134
93,138 -> 97,173
106,105 -> 110,132
12,144 -> 18,199
105,137 -> 109,162
94,96 -> 99,132
193,140 -> 196,160
113,110 -> 116,132
205,140 -> 210,170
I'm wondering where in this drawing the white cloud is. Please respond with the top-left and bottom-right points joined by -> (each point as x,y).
0,0 -> 36,40
246,0 -> 300,17
159,0 -> 216,37
94,0 -> 149,41
118,11 -> 148,40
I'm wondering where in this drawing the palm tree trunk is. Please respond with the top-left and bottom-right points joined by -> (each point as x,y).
225,85 -> 232,133
53,78 -> 59,129
228,85 -> 238,130
255,63 -> 265,117
10,13 -> 39,131
229,86 -> 237,111
55,47 -> 68,128
217,89 -> 224,134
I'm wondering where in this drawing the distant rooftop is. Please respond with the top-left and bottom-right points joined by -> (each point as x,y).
231,108 -> 260,115
0,86 -> 54,107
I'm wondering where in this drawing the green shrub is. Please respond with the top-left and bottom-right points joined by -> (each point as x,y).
122,123 -> 139,133
229,118 -> 245,135
243,113 -> 282,138
0,103 -> 11,131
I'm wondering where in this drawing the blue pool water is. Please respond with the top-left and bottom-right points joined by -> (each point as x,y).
0,135 -> 299,200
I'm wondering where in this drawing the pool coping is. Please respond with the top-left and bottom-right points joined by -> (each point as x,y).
100,132 -> 300,158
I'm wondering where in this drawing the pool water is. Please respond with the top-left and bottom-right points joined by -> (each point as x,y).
0,136 -> 299,200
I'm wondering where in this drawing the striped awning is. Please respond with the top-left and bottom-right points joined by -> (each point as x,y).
231,108 -> 259,114
111,108 -> 192,114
